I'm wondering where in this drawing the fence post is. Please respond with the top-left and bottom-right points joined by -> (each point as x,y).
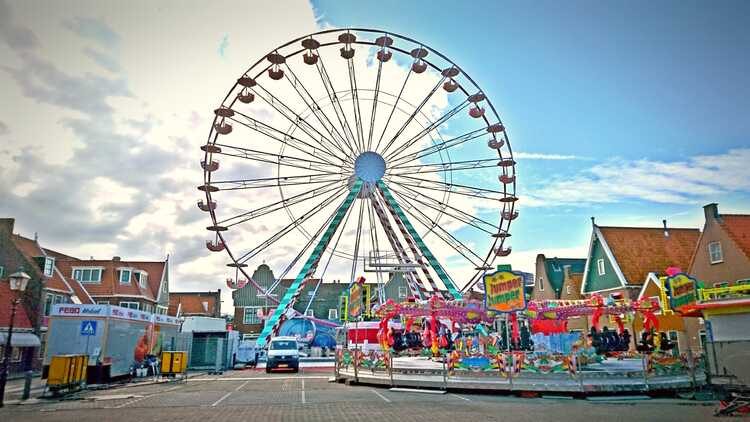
442,354 -> 447,390
388,350 -> 394,387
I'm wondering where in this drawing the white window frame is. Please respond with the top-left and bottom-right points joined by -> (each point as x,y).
566,285 -> 572,295
398,286 -> 407,299
97,301 -> 110,305
119,301 -> 139,310
119,268 -> 132,284
243,306 -> 262,324
73,267 -> 103,283
44,294 -> 54,316
305,309 -> 314,317
708,241 -> 723,264
43,257 -> 55,277
328,308 -> 338,320
597,259 -> 606,276
134,271 -> 148,288
551,263 -> 561,272
538,277 -> 545,291
156,305 -> 168,315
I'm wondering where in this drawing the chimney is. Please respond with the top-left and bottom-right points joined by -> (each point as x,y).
0,218 -> 15,235
591,216 -> 596,226
703,203 -> 719,222
113,256 -> 121,262
34,232 -> 38,242
663,219 -> 669,238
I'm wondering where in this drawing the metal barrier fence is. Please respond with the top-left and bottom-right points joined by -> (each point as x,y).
705,339 -> 750,389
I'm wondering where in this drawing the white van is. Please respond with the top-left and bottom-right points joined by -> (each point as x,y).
266,336 -> 299,373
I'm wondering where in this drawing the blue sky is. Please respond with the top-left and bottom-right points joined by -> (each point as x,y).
313,0 -> 750,260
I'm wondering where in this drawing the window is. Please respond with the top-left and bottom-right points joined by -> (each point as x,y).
119,269 -> 131,284
566,285 -> 572,295
44,294 -> 54,316
398,286 -> 407,299
0,265 -> 4,278
538,278 -> 544,291
699,330 -> 707,350
0,346 -> 23,362
597,259 -> 606,276
156,306 -> 168,315
708,241 -> 723,264
244,306 -> 262,324
737,279 -> 750,285
74,268 -> 102,283
713,282 -> 729,288
43,257 -> 55,277
668,331 -> 680,357
328,308 -> 338,320
305,309 -> 314,317
97,301 -> 110,305
134,272 -> 148,288
551,263 -> 561,272
119,301 -> 139,310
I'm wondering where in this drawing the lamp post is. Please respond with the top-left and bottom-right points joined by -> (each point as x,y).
0,270 -> 30,407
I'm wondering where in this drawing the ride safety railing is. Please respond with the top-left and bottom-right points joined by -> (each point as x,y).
699,284 -> 750,302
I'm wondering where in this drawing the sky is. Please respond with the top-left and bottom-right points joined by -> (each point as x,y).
1,0 -> 748,314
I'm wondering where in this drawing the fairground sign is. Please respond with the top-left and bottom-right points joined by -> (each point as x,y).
667,273 -> 698,309
349,282 -> 363,318
484,270 -> 526,313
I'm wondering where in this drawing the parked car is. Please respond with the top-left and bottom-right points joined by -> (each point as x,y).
266,336 -> 299,373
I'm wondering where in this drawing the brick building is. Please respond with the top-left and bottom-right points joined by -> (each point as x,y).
169,290 -> 222,317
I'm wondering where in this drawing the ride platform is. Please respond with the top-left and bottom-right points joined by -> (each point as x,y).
336,356 -> 705,394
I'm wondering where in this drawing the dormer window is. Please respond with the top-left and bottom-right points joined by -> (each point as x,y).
119,269 -> 132,284
134,271 -> 148,288
73,267 -> 103,283
43,257 -> 55,277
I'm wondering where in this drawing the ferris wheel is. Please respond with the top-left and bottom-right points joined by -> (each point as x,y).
199,28 -> 518,347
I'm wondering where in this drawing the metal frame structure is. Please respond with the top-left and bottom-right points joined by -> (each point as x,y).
199,28 -> 518,348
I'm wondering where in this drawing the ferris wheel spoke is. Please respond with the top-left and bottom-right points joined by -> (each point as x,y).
249,82 -> 351,164
379,75 -> 446,158
347,58 -> 366,155
388,157 -> 501,176
386,173 -> 507,201
348,197 -> 366,286
218,180 -> 345,227
388,127 -> 487,168
383,100 -> 469,163
214,143 -> 344,174
388,183 -> 499,235
388,188 -> 485,267
372,65 -> 414,154
282,63 -> 357,162
236,184 -> 349,263
210,172 -> 346,191
228,110 -> 345,168
366,57 -> 385,152
315,54 -> 360,156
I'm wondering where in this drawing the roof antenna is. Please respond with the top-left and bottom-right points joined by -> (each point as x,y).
590,217 -> 596,226
663,219 -> 669,238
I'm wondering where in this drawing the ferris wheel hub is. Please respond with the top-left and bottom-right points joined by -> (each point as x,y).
354,151 -> 386,183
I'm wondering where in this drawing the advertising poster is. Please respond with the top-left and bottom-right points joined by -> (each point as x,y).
349,283 -> 362,319
484,270 -> 526,313
667,273 -> 698,309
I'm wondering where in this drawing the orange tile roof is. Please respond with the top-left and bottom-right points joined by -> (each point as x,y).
599,226 -> 700,284
169,292 -> 220,317
56,259 -> 165,302
10,235 -> 71,294
720,214 -> 750,261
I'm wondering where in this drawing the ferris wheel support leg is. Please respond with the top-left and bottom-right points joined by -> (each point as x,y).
377,181 -> 463,300
256,180 -> 364,349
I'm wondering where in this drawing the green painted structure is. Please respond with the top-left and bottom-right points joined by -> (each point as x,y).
582,235 -> 621,293
544,258 -> 586,296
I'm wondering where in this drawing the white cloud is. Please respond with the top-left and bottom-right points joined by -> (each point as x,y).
522,148 -> 750,207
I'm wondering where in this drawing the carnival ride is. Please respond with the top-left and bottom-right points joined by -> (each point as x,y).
199,28 -> 518,348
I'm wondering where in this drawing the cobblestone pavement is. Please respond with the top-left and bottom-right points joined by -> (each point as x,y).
0,368 -> 718,421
